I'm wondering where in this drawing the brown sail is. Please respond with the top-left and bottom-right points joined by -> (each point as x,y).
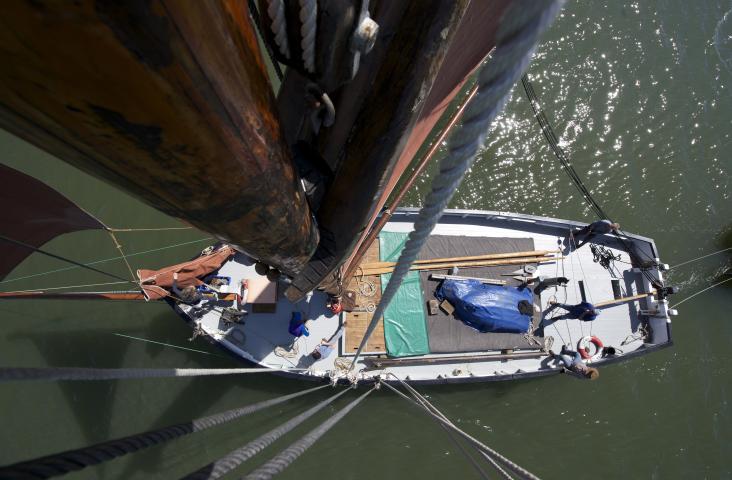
0,164 -> 106,280
137,246 -> 235,301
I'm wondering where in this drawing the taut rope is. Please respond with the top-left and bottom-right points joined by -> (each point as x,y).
0,385 -> 327,479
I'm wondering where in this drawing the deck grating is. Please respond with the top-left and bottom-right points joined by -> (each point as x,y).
344,241 -> 386,353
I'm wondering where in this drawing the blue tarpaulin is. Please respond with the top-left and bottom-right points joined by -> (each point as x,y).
435,279 -> 532,333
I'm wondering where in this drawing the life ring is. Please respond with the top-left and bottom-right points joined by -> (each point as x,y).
577,336 -> 604,360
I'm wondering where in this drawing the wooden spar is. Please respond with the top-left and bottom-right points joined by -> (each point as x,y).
360,250 -> 557,270
0,291 -> 147,301
343,83 -> 481,280
0,291 -> 240,302
595,292 -> 655,308
357,256 -> 561,276
429,274 -> 506,286
0,1 -> 317,277
285,0 -> 473,301
364,351 -> 547,369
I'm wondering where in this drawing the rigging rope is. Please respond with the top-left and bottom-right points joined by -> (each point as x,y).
350,0 -> 565,369
0,237 -> 213,286
183,387 -> 351,480
0,234 -> 130,282
521,74 -> 661,288
106,226 -> 194,232
0,366 -> 309,382
107,230 -> 137,282
384,374 -> 504,480
381,379 -> 539,480
243,387 -> 374,480
670,247 -> 731,269
0,385 -> 327,479
670,276 -> 732,309
520,74 -> 607,219
112,333 -> 229,358
247,0 -> 285,81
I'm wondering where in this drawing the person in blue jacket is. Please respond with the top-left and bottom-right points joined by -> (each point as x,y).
545,300 -> 599,322
573,219 -> 620,248
288,312 -> 312,337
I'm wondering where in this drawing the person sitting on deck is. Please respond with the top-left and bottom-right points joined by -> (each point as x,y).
311,321 -> 347,361
546,300 -> 598,322
549,345 -> 599,380
573,219 -> 620,249
172,272 -> 203,305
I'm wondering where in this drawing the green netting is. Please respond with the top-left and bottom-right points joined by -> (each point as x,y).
379,232 -> 430,357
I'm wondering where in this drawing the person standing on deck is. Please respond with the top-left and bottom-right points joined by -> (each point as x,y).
311,321 -> 347,360
549,345 -> 599,380
573,219 -> 620,249
545,300 -> 599,322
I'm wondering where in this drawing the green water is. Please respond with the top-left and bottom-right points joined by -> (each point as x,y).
1,1 -> 731,478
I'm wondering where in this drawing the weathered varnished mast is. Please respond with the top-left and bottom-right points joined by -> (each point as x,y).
0,0 -> 317,276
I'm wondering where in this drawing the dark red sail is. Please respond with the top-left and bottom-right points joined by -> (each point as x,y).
0,163 -> 106,280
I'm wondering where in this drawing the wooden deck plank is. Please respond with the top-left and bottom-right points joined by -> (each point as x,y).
345,240 -> 385,353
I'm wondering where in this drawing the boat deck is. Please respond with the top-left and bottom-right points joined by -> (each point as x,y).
174,209 -> 671,384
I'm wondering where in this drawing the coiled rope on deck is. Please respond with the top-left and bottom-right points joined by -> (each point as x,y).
0,366 -> 308,382
183,387 -> 352,480
0,385 -> 327,479
350,0 -> 565,368
243,387 -> 375,480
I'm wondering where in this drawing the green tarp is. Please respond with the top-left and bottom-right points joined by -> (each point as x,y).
379,232 -> 430,357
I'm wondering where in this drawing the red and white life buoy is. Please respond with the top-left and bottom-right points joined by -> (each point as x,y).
577,336 -> 604,360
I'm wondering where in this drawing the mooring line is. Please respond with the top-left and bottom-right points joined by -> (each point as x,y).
112,333 -> 230,358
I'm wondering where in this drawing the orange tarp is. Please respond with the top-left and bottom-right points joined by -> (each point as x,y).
136,245 -> 235,300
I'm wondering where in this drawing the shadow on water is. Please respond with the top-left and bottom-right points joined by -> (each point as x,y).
7,311 -> 311,437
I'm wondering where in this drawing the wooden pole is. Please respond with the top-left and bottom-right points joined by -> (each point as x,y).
358,256 -> 560,276
0,0 -> 317,276
364,351 -> 547,368
361,250 -> 557,270
595,292 -> 654,308
0,291 -> 147,301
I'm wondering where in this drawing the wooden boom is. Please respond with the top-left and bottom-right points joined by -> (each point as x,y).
0,291 -> 147,301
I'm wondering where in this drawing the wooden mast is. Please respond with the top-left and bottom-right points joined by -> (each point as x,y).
0,0 -> 317,276
284,0 -> 473,301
